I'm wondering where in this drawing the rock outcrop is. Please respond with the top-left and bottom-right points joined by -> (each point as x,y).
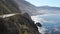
36,22 -> 42,27
0,14 -> 40,34
0,0 -> 41,34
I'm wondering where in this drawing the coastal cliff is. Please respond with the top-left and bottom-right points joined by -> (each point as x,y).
0,0 -> 41,34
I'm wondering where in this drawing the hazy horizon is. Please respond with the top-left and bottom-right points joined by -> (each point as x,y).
25,0 -> 60,7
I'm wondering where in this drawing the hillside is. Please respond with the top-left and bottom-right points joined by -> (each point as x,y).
15,0 -> 60,15
0,0 -> 40,34
37,6 -> 60,15
15,0 -> 37,16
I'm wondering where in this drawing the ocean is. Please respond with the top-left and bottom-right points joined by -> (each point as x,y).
31,14 -> 60,34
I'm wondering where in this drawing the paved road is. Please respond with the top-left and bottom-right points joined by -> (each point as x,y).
0,13 -> 24,18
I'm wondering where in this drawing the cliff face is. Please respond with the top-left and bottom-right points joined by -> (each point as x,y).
0,0 -> 40,34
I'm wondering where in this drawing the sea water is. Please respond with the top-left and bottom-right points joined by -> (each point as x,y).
31,14 -> 60,34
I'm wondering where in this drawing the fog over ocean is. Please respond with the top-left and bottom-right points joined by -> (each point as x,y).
31,14 -> 60,34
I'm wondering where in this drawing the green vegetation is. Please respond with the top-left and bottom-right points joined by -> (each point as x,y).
0,0 -> 40,34
0,0 -> 21,15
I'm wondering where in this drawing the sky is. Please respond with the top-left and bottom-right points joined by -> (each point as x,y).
25,0 -> 60,7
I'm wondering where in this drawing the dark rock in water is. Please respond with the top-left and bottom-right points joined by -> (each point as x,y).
36,22 -> 42,27
0,0 -> 41,34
